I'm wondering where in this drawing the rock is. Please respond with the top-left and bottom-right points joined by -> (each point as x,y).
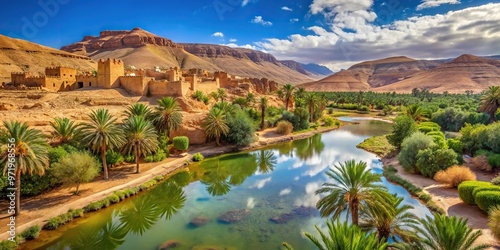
0,102 -> 16,111
169,113 -> 207,145
217,209 -> 250,224
269,212 -> 294,224
292,206 -> 318,218
189,216 -> 211,228
158,240 -> 180,250
269,206 -> 318,224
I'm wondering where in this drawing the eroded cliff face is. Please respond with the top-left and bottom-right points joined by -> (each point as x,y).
180,43 -> 280,64
61,28 -> 180,54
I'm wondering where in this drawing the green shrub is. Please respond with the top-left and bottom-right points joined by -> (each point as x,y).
492,176 -> 500,185
276,120 -> 293,135
416,147 -> 458,178
124,154 -> 135,163
357,105 -> 369,112
58,213 -> 72,224
115,190 -> 127,200
106,150 -> 124,167
398,132 -> 436,173
321,116 -> 335,126
475,191 -> 500,212
101,198 -> 111,208
489,205 -> 500,241
153,149 -> 167,162
173,136 -> 189,151
139,180 -> 158,191
84,201 -> 105,212
48,146 -> 68,163
0,240 -> 17,250
388,115 -> 417,148
488,154 -> 500,168
418,126 -> 436,134
43,217 -> 62,230
20,225 -> 41,240
144,155 -> 155,162
192,152 -> 204,162
69,208 -> 84,218
106,194 -> 120,204
458,181 -> 492,205
472,186 -> 500,197
20,171 -> 59,197
225,110 -> 256,146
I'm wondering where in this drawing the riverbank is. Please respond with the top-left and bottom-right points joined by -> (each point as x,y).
0,124 -> 341,242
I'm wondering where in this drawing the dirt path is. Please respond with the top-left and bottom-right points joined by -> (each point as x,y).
382,156 -> 499,249
0,125 -> 339,241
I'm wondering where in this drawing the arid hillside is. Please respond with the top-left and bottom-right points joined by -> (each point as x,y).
0,35 -> 96,82
301,55 -> 500,93
61,28 -> 320,84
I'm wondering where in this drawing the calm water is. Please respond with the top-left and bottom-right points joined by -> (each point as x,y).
26,118 -> 431,250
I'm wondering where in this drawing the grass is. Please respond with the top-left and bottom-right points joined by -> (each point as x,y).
383,165 -> 445,215
357,135 -> 396,158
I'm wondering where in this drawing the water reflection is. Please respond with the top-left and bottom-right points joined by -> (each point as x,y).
255,150 -> 277,174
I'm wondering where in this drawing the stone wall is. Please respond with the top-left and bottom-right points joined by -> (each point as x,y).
119,76 -> 151,96
97,58 -> 124,88
148,80 -> 188,96
194,79 -> 220,94
76,75 -> 97,88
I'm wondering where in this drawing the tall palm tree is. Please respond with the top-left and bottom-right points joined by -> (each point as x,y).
80,109 -> 124,180
50,117 -> 80,145
315,160 -> 391,225
406,104 -> 428,122
153,97 -> 183,138
121,116 -> 158,174
124,103 -> 153,119
202,108 -> 229,146
217,88 -> 227,102
255,150 -> 277,174
394,214 -> 490,250
259,97 -> 267,130
294,87 -> 306,100
277,89 -> 284,100
0,121 -> 49,215
357,91 -> 364,105
479,86 -> 500,121
282,84 -> 295,111
305,92 -> 318,122
359,195 -> 419,243
304,219 -> 388,250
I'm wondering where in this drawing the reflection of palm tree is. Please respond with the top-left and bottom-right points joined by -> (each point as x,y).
256,150 -> 277,174
153,181 -> 187,220
295,134 -> 324,160
68,212 -> 127,250
119,195 -> 160,235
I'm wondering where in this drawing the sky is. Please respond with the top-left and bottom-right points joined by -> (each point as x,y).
0,0 -> 499,71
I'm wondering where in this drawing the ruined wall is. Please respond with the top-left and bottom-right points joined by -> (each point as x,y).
119,76 -> 150,96
11,72 -> 30,86
97,58 -> 124,88
195,79 -> 220,94
76,75 -> 98,88
148,80 -> 187,96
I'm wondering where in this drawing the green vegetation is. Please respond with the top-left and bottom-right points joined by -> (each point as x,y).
191,90 -> 210,104
202,107 -> 229,146
387,115 -> 417,148
475,191 -> 500,213
192,152 -> 204,162
122,115 -> 159,173
172,136 -> 189,151
398,132 -> 436,173
434,165 -> 476,187
20,225 -> 41,240
489,205 -> 500,241
153,96 -> 183,138
458,181 -> 492,205
49,117 -> 81,145
357,135 -> 395,157
276,120 -> 293,135
51,151 -> 101,195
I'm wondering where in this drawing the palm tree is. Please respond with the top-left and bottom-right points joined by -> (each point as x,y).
406,104 -> 428,122
0,121 -> 49,215
50,117 -> 80,145
217,88 -> 227,102
256,150 -> 277,174
259,97 -> 267,130
80,109 -> 124,180
202,108 -> 229,146
305,92 -> 318,122
359,195 -> 419,243
121,116 -> 158,174
153,97 -> 183,138
282,84 -> 295,111
124,103 -> 153,119
304,219 -> 388,250
394,214 -> 490,250
246,93 -> 256,107
294,87 -> 306,100
479,86 -> 500,121
315,160 -> 391,225
357,91 -> 364,105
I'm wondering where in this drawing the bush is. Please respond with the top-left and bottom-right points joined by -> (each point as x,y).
51,151 -> 101,195
388,115 -> 417,148
357,105 -> 369,112
48,146 -> 68,163
139,179 -> 158,191
472,186 -> 500,197
0,240 -> 16,250
69,208 -> 84,218
398,132 -> 436,173
173,136 -> 189,151
84,201 -> 105,212
192,152 -> 204,162
115,190 -> 127,200
106,150 -> 124,167
276,120 -> 293,135
154,149 -> 167,162
457,181 -> 491,205
489,205 -> 500,241
225,110 -> 256,146
488,154 -> 500,168
492,176 -> 500,185
43,217 -> 62,230
20,225 -> 41,240
475,191 -> 500,212
416,147 -> 458,178
19,171 -> 59,197
321,116 -> 335,127
124,154 -> 135,163
106,194 -> 120,204
144,155 -> 155,162
434,165 -> 476,187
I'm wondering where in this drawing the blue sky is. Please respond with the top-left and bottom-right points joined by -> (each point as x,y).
0,0 -> 499,70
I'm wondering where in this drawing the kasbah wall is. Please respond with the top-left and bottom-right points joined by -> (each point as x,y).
5,58 -> 278,96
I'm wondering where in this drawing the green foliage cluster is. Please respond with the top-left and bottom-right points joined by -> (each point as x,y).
191,90 -> 209,104
280,108 -> 310,131
145,149 -> 167,162
415,147 -> 458,178
475,191 -> 500,212
431,107 -> 489,132
388,115 -> 417,148
106,150 -> 124,167
124,154 -> 135,163
225,109 -> 256,146
172,136 -> 189,151
398,132 -> 436,173
20,225 -> 41,240
192,152 -> 204,162
460,123 -> 500,156
458,181 -> 492,205
43,208 -> 84,230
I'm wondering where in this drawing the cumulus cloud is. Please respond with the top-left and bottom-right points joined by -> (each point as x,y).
211,32 -> 224,37
417,0 -> 461,10
251,16 -> 273,26
250,177 -> 272,189
279,188 -> 292,196
246,197 -> 256,209
255,3 -> 500,71
290,18 -> 299,23
282,6 -> 293,11
242,0 -> 250,6
229,38 -> 237,42
221,42 -> 258,50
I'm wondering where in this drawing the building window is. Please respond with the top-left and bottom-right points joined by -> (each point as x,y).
70,75 -> 72,77
89,82 -> 92,86
53,83 -> 55,87
63,74 -> 66,76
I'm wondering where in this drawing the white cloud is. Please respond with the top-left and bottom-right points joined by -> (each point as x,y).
221,43 -> 259,50
246,197 -> 256,209
417,0 -> 461,10
255,3 -> 500,71
279,188 -> 292,196
251,16 -> 273,26
229,38 -> 237,42
242,0 -> 250,7
294,182 -> 321,207
250,177 -> 272,189
282,6 -> 293,11
290,18 -> 299,23
211,32 -> 224,37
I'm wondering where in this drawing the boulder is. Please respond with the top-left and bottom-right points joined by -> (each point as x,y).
217,209 -> 250,224
189,216 -> 211,228
158,240 -> 180,250
269,206 -> 318,224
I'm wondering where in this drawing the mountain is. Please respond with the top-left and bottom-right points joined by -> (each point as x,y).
300,63 -> 334,76
374,54 -> 500,93
0,35 -> 96,82
61,28 -> 316,84
301,56 -> 444,91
